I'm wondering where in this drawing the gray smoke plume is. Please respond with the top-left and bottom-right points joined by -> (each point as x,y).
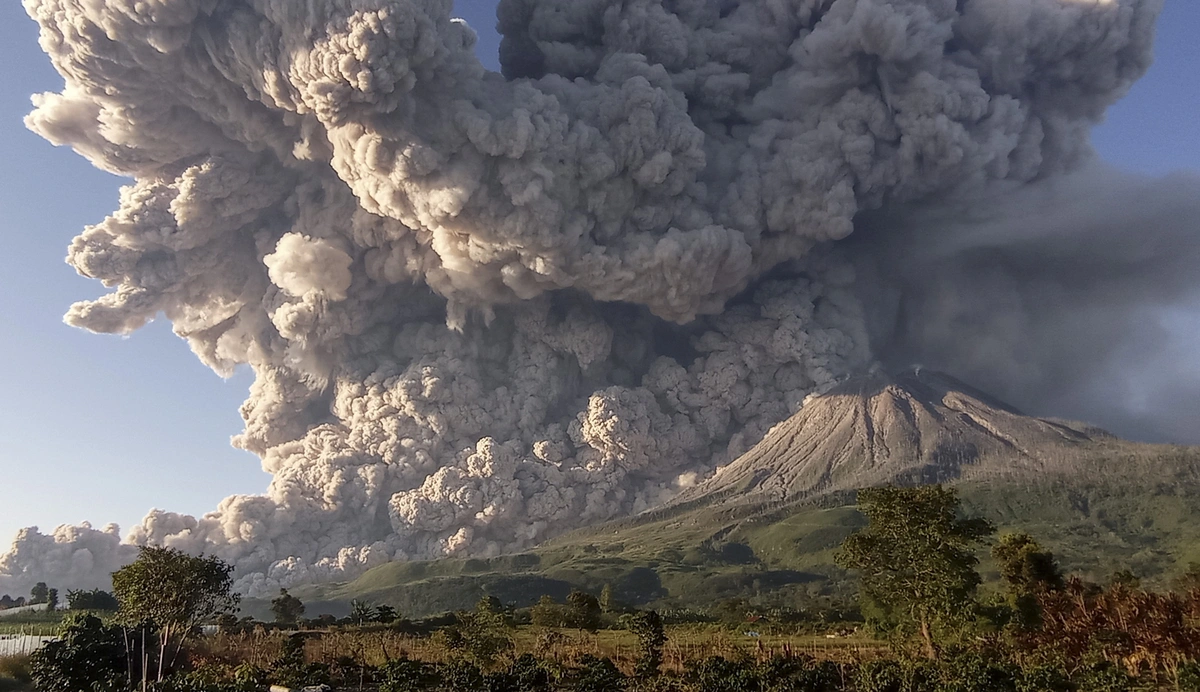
3,0 -> 1193,596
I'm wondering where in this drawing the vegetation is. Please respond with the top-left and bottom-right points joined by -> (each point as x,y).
836,485 -> 995,658
13,485 -> 1200,691
67,589 -> 119,612
111,546 -> 240,683
270,589 -> 305,626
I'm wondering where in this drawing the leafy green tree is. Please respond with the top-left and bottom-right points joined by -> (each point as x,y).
66,589 -> 120,611
111,546 -> 240,681
530,595 -> 570,628
835,484 -> 994,659
994,533 -> 1064,595
45,588 -> 58,612
30,582 -> 48,605
373,604 -> 400,624
992,532 -> 1063,631
270,588 -> 306,626
566,590 -> 602,631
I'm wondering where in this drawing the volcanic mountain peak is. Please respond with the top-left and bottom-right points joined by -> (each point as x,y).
675,368 -> 1121,507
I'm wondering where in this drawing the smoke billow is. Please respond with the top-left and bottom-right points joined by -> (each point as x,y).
4,0 -> 1195,595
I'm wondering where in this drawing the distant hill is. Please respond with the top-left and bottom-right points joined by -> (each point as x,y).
287,369 -> 1200,618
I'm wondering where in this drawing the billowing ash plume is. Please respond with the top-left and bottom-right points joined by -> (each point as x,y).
4,0 -> 1192,596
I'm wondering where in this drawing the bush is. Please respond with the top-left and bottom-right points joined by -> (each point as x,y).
29,613 -> 130,692
530,596 -> 572,629
268,633 -> 330,689
685,656 -> 761,692
626,610 -> 665,678
66,589 -> 120,612
379,657 -> 440,692
1074,662 -> 1134,692
937,651 -> 1018,692
854,659 -> 903,692
568,655 -> 626,692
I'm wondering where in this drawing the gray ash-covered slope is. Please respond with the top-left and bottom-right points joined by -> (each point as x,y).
674,368 -> 1185,507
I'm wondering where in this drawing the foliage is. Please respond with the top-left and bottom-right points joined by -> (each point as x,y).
267,633 -> 329,689
438,596 -> 514,666
28,613 -> 128,692
531,596 -> 572,628
112,546 -> 239,682
349,599 -> 374,625
836,485 -> 994,658
379,657 -> 440,692
45,589 -> 58,612
567,655 -> 625,692
627,610 -> 666,678
29,583 -> 48,606
373,604 -> 400,624
685,656 -> 759,692
269,589 -> 305,626
68,589 -> 121,612
566,591 -> 602,632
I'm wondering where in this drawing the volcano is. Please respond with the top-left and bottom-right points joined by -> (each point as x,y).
672,367 -> 1195,507
290,368 -> 1200,615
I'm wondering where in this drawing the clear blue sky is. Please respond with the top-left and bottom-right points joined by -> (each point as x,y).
0,0 -> 1197,545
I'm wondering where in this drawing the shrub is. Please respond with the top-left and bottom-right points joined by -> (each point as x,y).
854,659 -> 903,692
568,655 -> 626,692
29,613 -> 128,692
626,610 -> 666,678
379,657 -> 440,692
1179,661 -> 1200,692
685,656 -> 761,692
1074,661 -> 1134,692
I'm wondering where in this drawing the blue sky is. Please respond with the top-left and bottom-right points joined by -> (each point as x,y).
0,0 -> 1197,546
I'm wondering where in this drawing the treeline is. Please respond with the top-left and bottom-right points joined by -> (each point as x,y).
0,584 -> 117,612
8,485 -> 1200,691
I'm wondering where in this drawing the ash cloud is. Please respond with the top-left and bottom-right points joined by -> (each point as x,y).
853,165 -> 1200,444
3,0 -> 1192,595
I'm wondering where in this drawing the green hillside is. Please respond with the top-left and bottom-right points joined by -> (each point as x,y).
287,464 -> 1200,619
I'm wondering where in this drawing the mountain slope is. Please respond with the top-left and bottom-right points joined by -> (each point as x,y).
290,370 -> 1200,616
674,368 -> 1172,507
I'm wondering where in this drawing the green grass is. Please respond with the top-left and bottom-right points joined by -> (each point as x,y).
285,457 -> 1200,619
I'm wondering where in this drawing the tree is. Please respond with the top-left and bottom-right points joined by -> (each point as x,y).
627,610 -> 666,678
111,546 -> 240,682
67,589 -> 120,612
439,596 -> 513,666
993,533 -> 1064,595
835,484 -> 994,659
46,588 -> 59,612
271,589 -> 306,626
599,583 -> 616,613
349,599 -> 374,626
373,604 -> 399,624
566,590 -> 602,631
30,582 -> 49,605
992,532 -> 1063,632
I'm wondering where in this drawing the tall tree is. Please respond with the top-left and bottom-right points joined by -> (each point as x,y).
835,484 -> 994,659
30,582 -> 49,605
111,546 -> 240,682
992,532 -> 1063,632
271,589 -> 306,626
